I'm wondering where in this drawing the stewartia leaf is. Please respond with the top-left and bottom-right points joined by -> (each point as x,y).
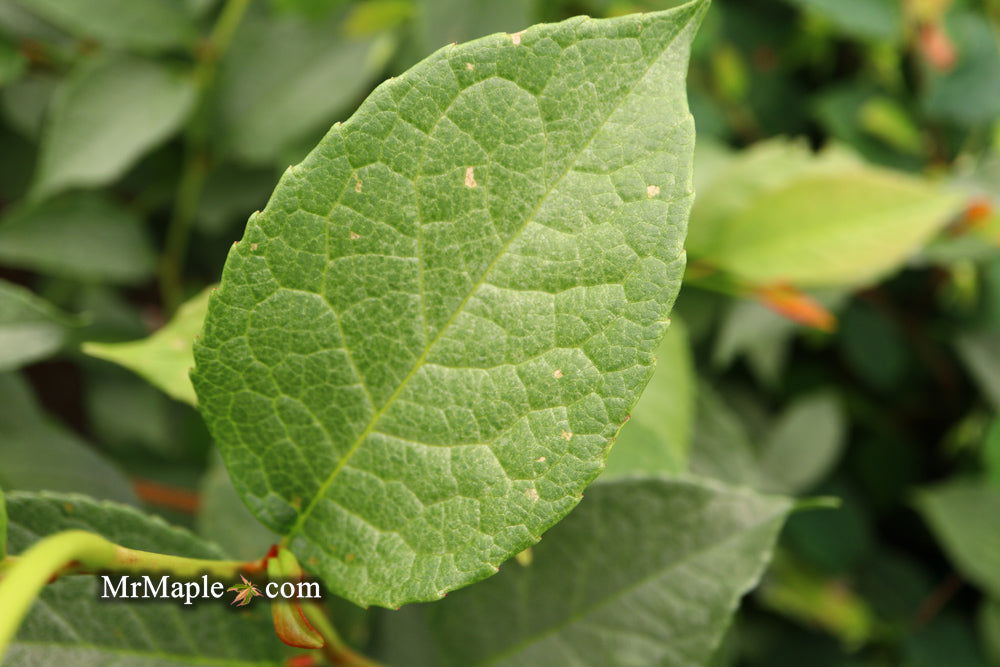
194,2 -> 706,608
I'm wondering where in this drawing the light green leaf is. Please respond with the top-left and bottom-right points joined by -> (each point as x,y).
757,392 -> 846,495
3,491 -> 286,665
0,279 -> 78,371
381,477 -> 792,666
688,139 -> 962,288
217,10 -> 395,166
0,193 -> 155,284
956,331 -> 1000,412
84,286 -> 212,405
412,0 -> 532,53
0,373 -> 136,504
194,4 -> 705,608
604,318 -> 695,477
916,481 -> 1000,597
11,0 -> 197,52
197,456 -> 277,561
32,55 -> 196,199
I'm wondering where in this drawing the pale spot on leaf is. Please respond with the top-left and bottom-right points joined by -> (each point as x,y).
466,62 -> 474,70
646,184 -> 660,198
355,179 -> 363,193
525,488 -> 540,501
349,231 -> 361,240
552,368 -> 563,379
536,456 -> 546,462
465,166 -> 478,188
561,430 -> 573,441
510,31 -> 525,45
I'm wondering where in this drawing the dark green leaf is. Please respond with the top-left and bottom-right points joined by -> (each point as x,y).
380,477 -> 792,666
0,193 -> 155,284
32,55 -> 196,199
4,491 -> 287,665
194,4 -> 706,607
0,278 -> 78,371
0,373 -> 135,504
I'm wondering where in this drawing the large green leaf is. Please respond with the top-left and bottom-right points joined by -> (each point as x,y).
0,373 -> 136,504
84,286 -> 212,405
0,193 -> 155,284
3,491 -> 287,666
603,317 -> 695,477
0,278 -> 78,371
916,481 -> 1000,597
376,477 -> 792,666
216,10 -> 395,166
32,55 -> 196,199
194,4 -> 705,608
10,0 -> 197,52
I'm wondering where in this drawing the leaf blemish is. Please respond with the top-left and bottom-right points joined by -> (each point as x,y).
536,456 -> 546,463
349,231 -> 361,240
510,30 -> 525,45
465,62 -> 474,70
355,179 -> 362,193
646,184 -> 660,198
250,243 -> 258,251
465,166 -> 477,188
560,430 -> 573,441
552,368 -> 563,379
526,488 -> 540,501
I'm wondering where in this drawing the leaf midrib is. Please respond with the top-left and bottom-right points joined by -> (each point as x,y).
282,9 -> 698,546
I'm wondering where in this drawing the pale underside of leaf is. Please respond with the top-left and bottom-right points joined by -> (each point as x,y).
194,2 -> 705,607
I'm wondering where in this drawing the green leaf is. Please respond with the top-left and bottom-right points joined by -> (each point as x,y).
916,480 -> 1000,597
980,598 -> 1000,666
924,10 -> 1000,127
689,384 -> 762,488
11,0 -> 198,52
0,72 -> 57,138
0,373 -> 136,504
604,317 -> 695,477
956,331 -> 1000,412
32,55 -> 196,199
688,139 -> 962,288
84,286 -> 212,405
783,0 -> 901,41
216,10 -> 395,166
0,193 -> 155,284
0,36 -> 26,88
0,484 -> 6,560
412,0 -> 533,53
757,392 -> 846,495
0,278 -> 79,371
194,4 -> 705,607
197,456 -> 277,561
4,491 -> 287,665
379,477 -> 792,666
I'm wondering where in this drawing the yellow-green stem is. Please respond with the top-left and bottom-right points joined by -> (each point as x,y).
0,530 -> 252,660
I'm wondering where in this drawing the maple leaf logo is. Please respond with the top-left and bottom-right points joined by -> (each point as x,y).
227,575 -> 262,607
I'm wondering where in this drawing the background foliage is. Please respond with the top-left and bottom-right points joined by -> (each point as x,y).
1,0 -> 999,664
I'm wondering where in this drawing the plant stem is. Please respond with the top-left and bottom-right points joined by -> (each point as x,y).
0,530 -> 260,658
159,0 -> 250,314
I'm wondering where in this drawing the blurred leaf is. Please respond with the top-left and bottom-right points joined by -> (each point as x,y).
713,297 -> 797,385
0,36 -> 25,87
84,286 -> 211,405
758,392 -> 846,494
690,383 -> 762,487
344,0 -> 413,36
0,373 -> 135,504
32,55 -> 196,199
0,72 -> 57,138
903,613 -> 991,667
604,318 -> 695,477
858,97 -> 923,155
195,166 -> 275,235
916,480 -> 1000,596
83,366 -> 176,459
0,193 -> 155,284
0,483 -> 5,558
0,278 -> 78,371
11,0 -> 198,52
924,10 -> 1000,127
784,483 -> 873,573
691,142 -> 962,287
956,331 -> 1000,411
758,552 -> 877,648
856,549 -> 934,625
783,0 -> 901,41
197,455 -> 276,561
984,417 -> 1000,488
839,299 -> 908,392
389,477 -> 792,667
270,0 -> 348,18
411,0 -> 532,53
4,491 -> 287,665
217,10 -> 395,165
980,598 -> 1000,666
